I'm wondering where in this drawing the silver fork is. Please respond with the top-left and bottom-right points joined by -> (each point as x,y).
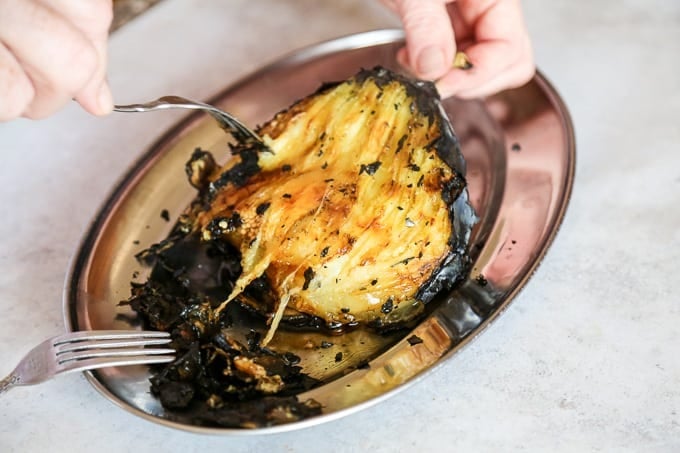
114,95 -> 266,145
0,330 -> 175,394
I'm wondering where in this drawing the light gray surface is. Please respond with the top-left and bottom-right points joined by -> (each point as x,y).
0,0 -> 678,451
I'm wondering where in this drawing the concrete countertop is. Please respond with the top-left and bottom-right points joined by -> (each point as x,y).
1,1 -> 678,451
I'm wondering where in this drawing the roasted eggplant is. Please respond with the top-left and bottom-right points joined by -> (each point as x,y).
181,67 -> 476,344
124,66 -> 476,427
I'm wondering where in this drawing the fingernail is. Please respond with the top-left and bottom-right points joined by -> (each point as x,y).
97,81 -> 113,115
416,46 -> 446,79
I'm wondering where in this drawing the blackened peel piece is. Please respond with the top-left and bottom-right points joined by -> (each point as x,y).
189,66 -> 477,340
124,257 -> 321,428
186,148 -> 217,190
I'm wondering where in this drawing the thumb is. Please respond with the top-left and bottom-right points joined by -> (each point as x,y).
73,36 -> 112,116
67,1 -> 114,116
392,0 -> 456,80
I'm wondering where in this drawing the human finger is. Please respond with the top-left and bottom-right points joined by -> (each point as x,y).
73,39 -> 112,116
0,42 -> 35,121
435,0 -> 534,98
0,0 -> 100,118
448,54 -> 534,99
43,0 -> 114,115
381,0 -> 456,80
435,38 -> 534,99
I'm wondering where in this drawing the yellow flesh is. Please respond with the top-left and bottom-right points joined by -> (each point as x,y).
196,77 -> 454,337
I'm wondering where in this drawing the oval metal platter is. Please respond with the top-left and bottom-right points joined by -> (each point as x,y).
64,29 -> 575,434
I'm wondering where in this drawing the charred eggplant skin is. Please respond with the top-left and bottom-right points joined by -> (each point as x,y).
415,188 -> 476,304
177,67 -> 477,332
351,68 -> 477,304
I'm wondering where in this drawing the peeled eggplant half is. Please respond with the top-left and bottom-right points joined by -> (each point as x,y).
185,67 -> 476,343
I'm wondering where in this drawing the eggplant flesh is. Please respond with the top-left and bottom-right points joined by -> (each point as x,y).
188,67 -> 476,341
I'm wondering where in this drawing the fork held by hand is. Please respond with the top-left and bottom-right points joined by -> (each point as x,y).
0,330 -> 175,395
114,96 -> 266,146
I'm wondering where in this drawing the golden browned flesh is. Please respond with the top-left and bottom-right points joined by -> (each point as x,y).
192,68 -> 472,340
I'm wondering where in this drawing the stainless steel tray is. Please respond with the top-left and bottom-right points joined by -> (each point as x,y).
64,29 -> 575,434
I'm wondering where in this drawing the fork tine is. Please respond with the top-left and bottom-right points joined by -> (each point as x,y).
57,347 -> 175,365
52,330 -> 170,345
55,337 -> 172,354
56,354 -> 176,375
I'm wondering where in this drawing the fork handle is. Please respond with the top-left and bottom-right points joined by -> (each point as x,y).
0,373 -> 18,395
